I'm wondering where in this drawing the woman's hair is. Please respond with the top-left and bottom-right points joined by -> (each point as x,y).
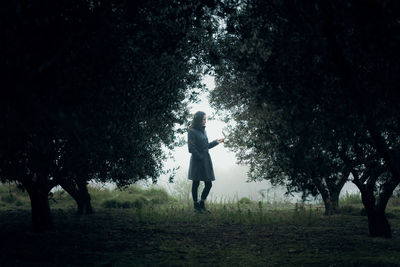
190,111 -> 206,130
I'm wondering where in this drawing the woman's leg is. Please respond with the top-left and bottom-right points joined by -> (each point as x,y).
200,181 -> 212,201
192,180 -> 200,202
199,181 -> 212,212
192,181 -> 201,212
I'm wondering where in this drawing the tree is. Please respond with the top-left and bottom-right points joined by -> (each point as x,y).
210,0 -> 400,236
210,78 -> 350,214
210,0 -> 350,214
339,131 -> 396,238
0,0 -> 219,230
317,0 -> 400,237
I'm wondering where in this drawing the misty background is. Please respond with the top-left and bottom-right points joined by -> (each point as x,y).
157,75 -> 359,202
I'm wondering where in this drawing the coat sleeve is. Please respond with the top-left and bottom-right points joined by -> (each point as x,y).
188,130 -> 204,160
208,140 -> 219,149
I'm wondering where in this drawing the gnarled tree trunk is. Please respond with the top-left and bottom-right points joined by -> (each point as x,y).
24,183 -> 53,232
365,209 -> 391,238
322,194 -> 339,215
314,173 -> 346,215
361,190 -> 392,238
76,181 -> 92,215
353,171 -> 398,238
60,178 -> 93,215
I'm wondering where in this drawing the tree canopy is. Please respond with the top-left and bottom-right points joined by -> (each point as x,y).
0,0 -> 219,230
210,0 -> 400,237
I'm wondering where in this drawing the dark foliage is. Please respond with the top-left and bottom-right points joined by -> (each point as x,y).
210,0 -> 400,236
0,0 -> 219,230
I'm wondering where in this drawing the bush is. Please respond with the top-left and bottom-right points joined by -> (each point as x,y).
100,186 -> 172,209
144,187 -> 171,204
238,197 -> 252,205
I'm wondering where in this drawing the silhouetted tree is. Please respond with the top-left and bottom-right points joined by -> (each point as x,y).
0,0 -> 219,230
210,0 -> 400,236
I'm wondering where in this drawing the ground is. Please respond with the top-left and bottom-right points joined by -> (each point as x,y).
1,207 -> 400,266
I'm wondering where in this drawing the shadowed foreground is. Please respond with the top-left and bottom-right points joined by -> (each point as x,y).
1,207 -> 400,266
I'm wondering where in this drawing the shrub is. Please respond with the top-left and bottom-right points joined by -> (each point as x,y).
238,197 -> 252,205
144,187 -> 171,204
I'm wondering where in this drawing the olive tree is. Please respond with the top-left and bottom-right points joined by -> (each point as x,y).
210,0 -> 400,237
0,0 -> 219,230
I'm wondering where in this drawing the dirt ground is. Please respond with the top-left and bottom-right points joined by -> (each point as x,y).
1,208 -> 400,266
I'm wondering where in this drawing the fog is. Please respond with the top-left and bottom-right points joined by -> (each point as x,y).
156,76 -> 359,202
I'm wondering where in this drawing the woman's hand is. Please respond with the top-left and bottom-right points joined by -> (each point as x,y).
217,138 -> 225,144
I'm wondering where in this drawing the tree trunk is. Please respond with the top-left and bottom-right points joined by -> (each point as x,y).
361,188 -> 392,238
60,179 -> 93,215
76,181 -> 93,215
313,174 -> 345,215
323,198 -> 331,215
365,205 -> 392,238
330,193 -> 339,213
323,194 -> 339,215
25,185 -> 53,232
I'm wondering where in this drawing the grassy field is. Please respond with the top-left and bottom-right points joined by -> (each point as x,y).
1,184 -> 400,266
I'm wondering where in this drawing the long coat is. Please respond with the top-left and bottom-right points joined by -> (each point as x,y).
187,127 -> 219,181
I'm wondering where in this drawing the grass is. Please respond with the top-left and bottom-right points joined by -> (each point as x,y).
1,183 -> 400,266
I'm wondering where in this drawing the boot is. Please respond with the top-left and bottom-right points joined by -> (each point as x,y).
193,201 -> 202,213
199,200 -> 210,213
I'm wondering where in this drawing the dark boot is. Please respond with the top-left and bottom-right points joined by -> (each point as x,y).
199,200 -> 210,213
194,201 -> 202,213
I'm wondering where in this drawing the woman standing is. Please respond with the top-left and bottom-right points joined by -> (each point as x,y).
188,111 -> 224,213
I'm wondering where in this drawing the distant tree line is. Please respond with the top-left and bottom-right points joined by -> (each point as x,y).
0,0 -> 219,231
210,0 -> 400,238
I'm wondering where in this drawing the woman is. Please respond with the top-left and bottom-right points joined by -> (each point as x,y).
188,111 -> 224,213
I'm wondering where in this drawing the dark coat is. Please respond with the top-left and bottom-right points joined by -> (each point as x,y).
187,127 -> 219,181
